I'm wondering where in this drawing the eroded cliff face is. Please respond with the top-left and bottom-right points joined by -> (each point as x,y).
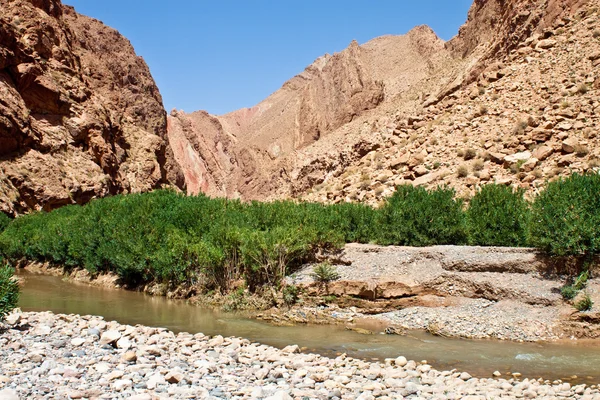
442,0 -> 590,92
167,0 -> 594,203
0,0 -> 183,214
167,27 -> 448,198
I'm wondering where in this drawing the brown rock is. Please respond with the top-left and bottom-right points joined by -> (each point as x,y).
122,351 -> 137,363
413,165 -> 429,177
0,0 -> 184,213
556,121 -> 573,131
536,39 -> 557,49
562,138 -> 579,153
165,371 -> 184,384
532,145 -> 554,161
531,128 -> 553,142
478,170 -> 491,181
488,152 -> 506,164
390,154 -> 410,169
521,158 -> 539,172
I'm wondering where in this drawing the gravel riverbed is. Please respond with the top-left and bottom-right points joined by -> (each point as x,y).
1,311 -> 599,399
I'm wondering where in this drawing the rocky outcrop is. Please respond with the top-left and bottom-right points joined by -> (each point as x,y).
167,27 -> 448,199
443,0 -> 590,92
167,0 -> 595,205
0,0 -> 183,214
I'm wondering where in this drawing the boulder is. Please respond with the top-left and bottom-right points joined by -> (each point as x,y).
562,138 -> 578,153
532,145 -> 553,161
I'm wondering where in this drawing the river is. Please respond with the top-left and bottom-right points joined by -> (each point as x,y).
17,272 -> 600,385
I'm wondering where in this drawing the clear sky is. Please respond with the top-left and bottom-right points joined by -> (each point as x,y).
63,1 -> 473,115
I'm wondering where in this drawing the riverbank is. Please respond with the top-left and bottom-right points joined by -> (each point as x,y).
1,310 -> 598,400
281,244 -> 600,342
16,243 -> 600,342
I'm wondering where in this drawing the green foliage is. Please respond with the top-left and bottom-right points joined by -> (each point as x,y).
575,293 -> 593,312
0,191 -> 349,292
2,173 -> 600,295
222,287 -> 247,312
574,270 -> 589,291
322,295 -> 337,303
376,185 -> 467,246
466,184 -> 530,247
560,285 -> 578,300
282,285 -> 299,306
0,261 -> 19,321
0,213 -> 11,233
530,173 -> 600,256
310,263 -> 341,284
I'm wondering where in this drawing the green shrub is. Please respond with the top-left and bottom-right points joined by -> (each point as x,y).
560,285 -> 578,300
574,270 -> 590,291
282,285 -> 299,306
0,262 -> 19,321
310,263 -> 341,284
0,213 -> 11,233
530,173 -> 600,256
466,184 -> 530,247
376,185 -> 466,246
575,293 -> 593,311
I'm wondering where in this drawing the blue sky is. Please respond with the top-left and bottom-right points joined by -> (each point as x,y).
63,1 -> 473,115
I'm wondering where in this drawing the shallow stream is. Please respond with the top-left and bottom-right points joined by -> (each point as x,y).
17,272 -> 600,385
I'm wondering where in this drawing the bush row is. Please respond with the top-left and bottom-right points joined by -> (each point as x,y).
0,173 -> 598,291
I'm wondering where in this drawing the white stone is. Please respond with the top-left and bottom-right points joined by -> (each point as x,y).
94,362 -> 112,374
0,389 -> 19,400
5,313 -> 20,326
70,338 -> 86,347
504,151 -> 532,165
129,395 -> 152,400
282,344 -> 300,354
265,391 -> 293,400
113,379 -> 132,391
116,337 -> 131,350
99,330 -> 121,345
395,356 -> 408,367
460,371 -> 472,380
147,373 -> 166,389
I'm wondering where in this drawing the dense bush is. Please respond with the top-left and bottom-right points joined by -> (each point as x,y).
466,184 -> 530,247
376,185 -> 467,246
0,261 -> 19,321
0,191 -> 348,292
530,173 -> 600,256
0,213 -> 10,233
2,173 -> 599,294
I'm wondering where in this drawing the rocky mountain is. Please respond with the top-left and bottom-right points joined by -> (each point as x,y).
167,0 -> 597,204
1,0 -> 596,213
0,0 -> 183,214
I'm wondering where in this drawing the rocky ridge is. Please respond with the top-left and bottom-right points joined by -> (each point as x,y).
0,0 -> 183,214
302,2 -> 600,204
167,26 -> 455,199
167,0 -> 598,204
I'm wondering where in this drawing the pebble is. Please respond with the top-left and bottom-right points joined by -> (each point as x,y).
0,389 -> 19,400
0,310 -> 597,399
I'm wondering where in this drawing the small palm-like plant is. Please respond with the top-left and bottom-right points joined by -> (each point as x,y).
310,263 -> 341,284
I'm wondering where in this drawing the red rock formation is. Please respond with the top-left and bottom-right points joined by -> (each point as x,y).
0,0 -> 183,214
168,27 -> 447,199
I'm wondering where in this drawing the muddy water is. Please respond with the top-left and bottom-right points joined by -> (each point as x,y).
17,272 -> 600,385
